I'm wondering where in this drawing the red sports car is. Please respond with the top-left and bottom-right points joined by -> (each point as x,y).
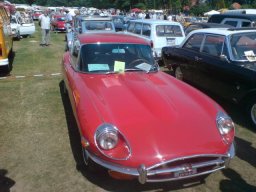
32,10 -> 42,20
61,32 -> 235,184
51,15 -> 66,32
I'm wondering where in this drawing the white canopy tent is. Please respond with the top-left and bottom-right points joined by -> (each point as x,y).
204,10 -> 220,16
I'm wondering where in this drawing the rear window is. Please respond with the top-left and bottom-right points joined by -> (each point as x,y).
156,25 -> 183,37
127,22 -> 135,32
223,20 -> 238,27
57,17 -> 65,21
242,21 -> 251,27
134,23 -> 142,34
84,21 -> 114,31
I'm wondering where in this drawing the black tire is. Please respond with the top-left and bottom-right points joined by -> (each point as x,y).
4,64 -> 10,73
65,44 -> 68,52
16,31 -> 21,40
246,98 -> 256,128
158,59 -> 164,66
174,66 -> 183,80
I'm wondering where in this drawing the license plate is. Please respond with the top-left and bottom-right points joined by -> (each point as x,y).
167,38 -> 175,46
174,168 -> 197,178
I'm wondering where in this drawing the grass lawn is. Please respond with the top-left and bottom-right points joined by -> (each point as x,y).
0,25 -> 256,192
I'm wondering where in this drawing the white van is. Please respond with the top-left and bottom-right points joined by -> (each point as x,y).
125,19 -> 185,61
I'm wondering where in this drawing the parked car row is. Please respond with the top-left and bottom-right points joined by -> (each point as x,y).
64,14 -> 256,130
65,15 -> 187,64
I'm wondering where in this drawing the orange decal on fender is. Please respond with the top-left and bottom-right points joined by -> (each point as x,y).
73,89 -> 80,106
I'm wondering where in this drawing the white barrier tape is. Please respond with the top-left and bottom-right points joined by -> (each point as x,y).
0,73 -> 61,80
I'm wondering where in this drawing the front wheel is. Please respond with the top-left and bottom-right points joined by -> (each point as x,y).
246,98 -> 256,127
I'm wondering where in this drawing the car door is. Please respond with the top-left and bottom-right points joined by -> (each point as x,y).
191,34 -> 239,100
177,33 -> 204,84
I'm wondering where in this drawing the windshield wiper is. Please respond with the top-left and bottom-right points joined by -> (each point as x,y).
125,68 -> 146,72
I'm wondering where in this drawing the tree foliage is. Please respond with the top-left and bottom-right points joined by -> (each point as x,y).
7,0 -> 256,13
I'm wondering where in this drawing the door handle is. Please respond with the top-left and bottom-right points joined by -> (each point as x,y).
195,56 -> 202,61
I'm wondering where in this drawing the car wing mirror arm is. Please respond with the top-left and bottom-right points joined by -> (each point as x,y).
220,54 -> 230,63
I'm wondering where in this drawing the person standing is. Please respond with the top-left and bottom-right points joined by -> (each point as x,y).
38,10 -> 51,46
64,9 -> 73,31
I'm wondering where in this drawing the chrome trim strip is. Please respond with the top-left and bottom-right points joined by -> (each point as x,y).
85,143 -> 235,184
146,167 -> 225,183
147,158 -> 225,176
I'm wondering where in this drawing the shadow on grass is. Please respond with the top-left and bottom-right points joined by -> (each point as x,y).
235,136 -> 256,168
58,80 -> 205,191
0,169 -> 15,192
220,168 -> 256,192
216,99 -> 256,132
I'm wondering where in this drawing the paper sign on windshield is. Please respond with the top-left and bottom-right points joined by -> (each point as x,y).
244,50 -> 256,62
88,64 -> 110,71
114,61 -> 125,72
136,63 -> 152,72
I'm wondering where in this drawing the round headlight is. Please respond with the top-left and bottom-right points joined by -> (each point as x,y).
216,111 -> 235,145
95,124 -> 118,150
216,111 -> 234,134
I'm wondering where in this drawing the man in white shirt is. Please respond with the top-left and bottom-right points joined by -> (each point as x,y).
38,10 -> 51,46
65,10 -> 73,30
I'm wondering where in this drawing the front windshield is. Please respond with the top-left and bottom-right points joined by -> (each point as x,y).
156,25 -> 183,37
80,43 -> 156,73
230,32 -> 256,62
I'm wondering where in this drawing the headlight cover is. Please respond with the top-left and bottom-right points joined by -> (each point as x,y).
94,123 -> 131,160
216,111 -> 235,145
96,125 -> 118,150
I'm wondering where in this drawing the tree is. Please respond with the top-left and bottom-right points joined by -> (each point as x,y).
190,3 -> 210,16
27,0 -> 36,5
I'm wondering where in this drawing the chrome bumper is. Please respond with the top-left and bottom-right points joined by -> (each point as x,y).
85,143 -> 235,184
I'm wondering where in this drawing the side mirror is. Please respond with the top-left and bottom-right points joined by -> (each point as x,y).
220,54 -> 230,63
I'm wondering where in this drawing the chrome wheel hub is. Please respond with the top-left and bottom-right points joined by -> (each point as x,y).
251,103 -> 256,125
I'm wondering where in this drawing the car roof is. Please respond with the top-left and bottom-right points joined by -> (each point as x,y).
208,13 -> 256,22
187,22 -> 232,28
188,27 -> 256,36
129,19 -> 182,25
78,32 -> 151,45
76,15 -> 112,21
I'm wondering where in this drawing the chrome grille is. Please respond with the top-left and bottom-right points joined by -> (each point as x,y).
144,155 -> 229,183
